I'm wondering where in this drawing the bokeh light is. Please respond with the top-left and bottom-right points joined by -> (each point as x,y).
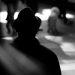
0,11 -> 8,23
14,11 -> 19,20
35,9 -> 51,21
66,13 -> 75,19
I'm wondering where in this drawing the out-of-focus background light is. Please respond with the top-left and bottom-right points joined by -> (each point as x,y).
35,9 -> 51,21
0,11 -> 8,23
42,9 -> 51,16
66,13 -> 75,19
2,37 -> 14,41
60,63 -> 75,71
14,11 -> 19,20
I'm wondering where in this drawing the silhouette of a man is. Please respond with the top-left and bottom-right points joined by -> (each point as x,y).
11,7 -> 61,75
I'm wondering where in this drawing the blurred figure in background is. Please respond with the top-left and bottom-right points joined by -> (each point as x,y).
47,7 -> 64,36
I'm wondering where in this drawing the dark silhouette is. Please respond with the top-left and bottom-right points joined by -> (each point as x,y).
11,8 -> 61,75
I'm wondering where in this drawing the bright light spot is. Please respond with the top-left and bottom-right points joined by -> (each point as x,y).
44,35 -> 63,43
35,13 -> 47,21
14,12 -> 19,20
0,11 -> 8,23
60,42 -> 75,53
66,13 -> 75,19
42,9 -> 51,16
35,9 -> 51,21
2,37 -> 14,41
60,63 -> 75,71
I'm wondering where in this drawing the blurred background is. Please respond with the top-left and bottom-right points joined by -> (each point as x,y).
1,0 -> 75,75
1,0 -> 75,38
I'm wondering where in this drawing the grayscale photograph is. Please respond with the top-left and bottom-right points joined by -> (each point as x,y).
0,0 -> 75,75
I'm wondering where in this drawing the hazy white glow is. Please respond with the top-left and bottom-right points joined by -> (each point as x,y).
35,13 -> 48,21
44,35 -> 62,43
60,63 -> 75,71
62,60 -> 75,64
44,35 -> 75,53
2,37 -> 14,41
60,42 -> 75,53
35,9 -> 51,21
0,11 -> 8,23
14,12 -> 19,20
66,13 -> 75,19
42,9 -> 51,16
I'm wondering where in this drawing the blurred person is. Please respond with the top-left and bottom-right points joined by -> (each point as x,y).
41,6 -> 75,58
11,7 -> 61,75
47,7 -> 64,36
6,4 -> 17,36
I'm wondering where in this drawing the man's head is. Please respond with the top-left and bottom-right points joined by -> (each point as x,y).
13,8 -> 41,39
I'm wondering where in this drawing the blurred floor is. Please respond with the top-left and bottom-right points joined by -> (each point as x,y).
0,39 -> 45,75
37,32 -> 75,75
36,19 -> 75,75
1,36 -> 75,75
